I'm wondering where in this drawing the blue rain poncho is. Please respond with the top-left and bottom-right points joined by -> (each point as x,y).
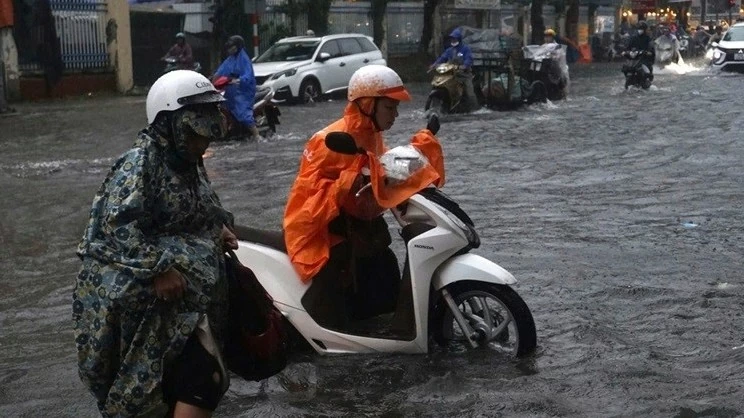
214,48 -> 257,127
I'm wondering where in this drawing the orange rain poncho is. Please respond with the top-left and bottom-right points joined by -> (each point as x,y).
283,99 -> 446,282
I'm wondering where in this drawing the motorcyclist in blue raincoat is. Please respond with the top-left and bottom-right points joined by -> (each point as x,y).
214,35 -> 259,139
430,27 -> 479,111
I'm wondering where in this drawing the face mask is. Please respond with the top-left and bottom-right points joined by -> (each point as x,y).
638,29 -> 644,35
451,41 -> 460,47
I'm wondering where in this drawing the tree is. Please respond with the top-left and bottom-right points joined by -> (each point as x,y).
420,0 -> 444,55
370,0 -> 390,56
306,0 -> 332,35
566,0 -> 579,42
531,0 -> 546,44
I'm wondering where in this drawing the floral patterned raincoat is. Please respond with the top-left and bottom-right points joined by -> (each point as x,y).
72,126 -> 233,416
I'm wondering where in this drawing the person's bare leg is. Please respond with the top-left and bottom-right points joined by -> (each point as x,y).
248,125 -> 260,140
173,401 -> 212,418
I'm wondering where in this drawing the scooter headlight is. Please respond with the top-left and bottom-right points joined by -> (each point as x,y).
440,205 -> 479,247
271,68 -> 297,80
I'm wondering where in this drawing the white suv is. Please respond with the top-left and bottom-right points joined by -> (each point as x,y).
709,23 -> 744,71
252,33 -> 387,103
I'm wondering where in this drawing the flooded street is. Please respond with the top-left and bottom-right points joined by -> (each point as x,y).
1,62 -> 744,417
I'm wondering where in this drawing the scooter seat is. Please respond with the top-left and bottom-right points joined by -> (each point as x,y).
233,224 -> 286,253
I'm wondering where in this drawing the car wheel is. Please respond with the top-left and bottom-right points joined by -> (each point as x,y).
298,78 -> 321,104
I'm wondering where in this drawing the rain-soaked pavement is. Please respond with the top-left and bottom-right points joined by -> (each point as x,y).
2,60 -> 744,417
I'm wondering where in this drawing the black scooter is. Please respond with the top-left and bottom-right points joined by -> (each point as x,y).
621,50 -> 653,90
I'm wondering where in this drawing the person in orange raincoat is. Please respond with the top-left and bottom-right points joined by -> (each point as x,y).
283,65 -> 445,331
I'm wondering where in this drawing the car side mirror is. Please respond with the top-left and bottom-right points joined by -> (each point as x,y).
317,52 -> 331,62
325,132 -> 362,155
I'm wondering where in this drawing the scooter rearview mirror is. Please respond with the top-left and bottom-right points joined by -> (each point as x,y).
325,132 -> 362,155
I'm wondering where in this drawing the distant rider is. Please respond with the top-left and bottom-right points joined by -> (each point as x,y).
161,32 -> 194,71
213,35 -> 259,140
707,26 -> 724,47
655,26 -> 680,63
629,21 -> 655,79
430,27 -> 479,111
693,26 -> 711,50
544,28 -> 580,64
543,28 -> 559,47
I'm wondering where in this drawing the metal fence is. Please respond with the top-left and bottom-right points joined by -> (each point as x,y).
17,0 -> 109,73
52,0 -> 109,71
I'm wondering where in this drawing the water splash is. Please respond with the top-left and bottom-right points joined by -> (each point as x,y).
654,62 -> 703,75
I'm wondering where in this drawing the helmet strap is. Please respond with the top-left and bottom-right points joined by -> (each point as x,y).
354,98 -> 382,131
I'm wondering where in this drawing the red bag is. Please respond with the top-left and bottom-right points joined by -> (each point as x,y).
223,251 -> 288,381
212,75 -> 230,90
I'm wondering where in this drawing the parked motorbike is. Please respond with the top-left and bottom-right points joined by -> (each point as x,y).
691,31 -> 711,59
212,76 -> 281,140
162,56 -> 202,74
231,130 -> 538,356
622,50 -> 653,90
677,34 -> 691,59
425,63 -> 478,114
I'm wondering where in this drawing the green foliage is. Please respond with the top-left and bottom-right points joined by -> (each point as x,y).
261,21 -> 292,44
272,0 -> 305,18
222,0 -> 251,52
306,0 -> 332,35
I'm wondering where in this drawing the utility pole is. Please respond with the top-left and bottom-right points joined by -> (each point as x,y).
251,0 -> 259,58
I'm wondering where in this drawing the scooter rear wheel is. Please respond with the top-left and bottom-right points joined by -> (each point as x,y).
432,281 -> 537,357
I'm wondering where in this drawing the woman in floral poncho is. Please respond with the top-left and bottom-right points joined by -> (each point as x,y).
73,71 -> 237,418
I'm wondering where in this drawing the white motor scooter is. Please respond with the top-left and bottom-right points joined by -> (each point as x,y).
232,132 -> 537,357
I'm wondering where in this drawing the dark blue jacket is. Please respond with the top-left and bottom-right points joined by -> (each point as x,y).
434,28 -> 474,69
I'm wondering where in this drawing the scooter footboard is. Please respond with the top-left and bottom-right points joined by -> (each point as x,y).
432,253 -> 516,289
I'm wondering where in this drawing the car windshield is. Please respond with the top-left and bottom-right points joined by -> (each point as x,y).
254,41 -> 320,63
722,27 -> 744,42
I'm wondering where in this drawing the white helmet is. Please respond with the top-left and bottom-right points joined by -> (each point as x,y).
347,64 -> 411,102
146,70 -> 224,124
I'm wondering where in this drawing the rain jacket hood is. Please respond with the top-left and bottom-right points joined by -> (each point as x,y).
449,28 -> 464,41
283,101 -> 446,282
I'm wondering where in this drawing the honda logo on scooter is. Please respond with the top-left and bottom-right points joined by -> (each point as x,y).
414,244 -> 434,250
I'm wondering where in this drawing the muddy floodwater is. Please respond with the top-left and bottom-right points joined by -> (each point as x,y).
1,62 -> 743,417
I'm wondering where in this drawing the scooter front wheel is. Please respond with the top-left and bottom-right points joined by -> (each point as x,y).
425,95 -> 447,115
432,281 -> 536,357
